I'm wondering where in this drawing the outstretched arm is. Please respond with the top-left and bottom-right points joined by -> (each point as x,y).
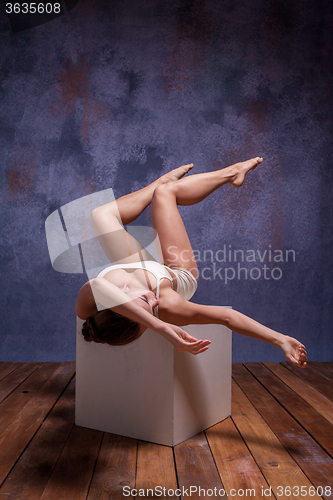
162,298 -> 285,345
159,292 -> 307,367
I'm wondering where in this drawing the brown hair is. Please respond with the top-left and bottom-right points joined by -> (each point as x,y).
82,309 -> 141,346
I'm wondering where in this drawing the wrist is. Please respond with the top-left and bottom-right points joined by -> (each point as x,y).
142,315 -> 165,331
273,332 -> 286,348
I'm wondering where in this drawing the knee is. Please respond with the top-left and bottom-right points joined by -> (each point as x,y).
152,182 -> 177,202
91,203 -> 121,231
91,206 -> 108,226
91,207 -> 101,226
91,206 -> 101,220
91,201 -> 118,221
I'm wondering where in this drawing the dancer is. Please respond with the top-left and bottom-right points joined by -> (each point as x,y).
75,158 -> 307,368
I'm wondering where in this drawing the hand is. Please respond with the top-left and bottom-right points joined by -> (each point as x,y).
158,323 -> 211,355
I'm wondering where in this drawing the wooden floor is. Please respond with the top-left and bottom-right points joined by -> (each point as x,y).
0,362 -> 333,500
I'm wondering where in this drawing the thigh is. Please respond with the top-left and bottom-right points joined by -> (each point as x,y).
91,202 -> 155,264
151,184 -> 198,279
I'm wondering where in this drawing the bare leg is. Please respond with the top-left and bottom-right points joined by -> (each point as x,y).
151,157 -> 263,275
94,156 -> 262,225
91,164 -> 193,264
112,163 -> 194,225
91,156 -> 262,265
165,156 -> 263,205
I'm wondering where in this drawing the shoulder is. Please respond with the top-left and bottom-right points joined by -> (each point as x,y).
75,280 -> 97,320
158,288 -> 201,326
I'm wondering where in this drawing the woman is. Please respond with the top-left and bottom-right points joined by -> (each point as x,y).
75,157 -> 307,368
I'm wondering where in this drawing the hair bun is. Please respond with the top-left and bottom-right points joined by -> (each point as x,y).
81,309 -> 141,346
82,317 -> 104,343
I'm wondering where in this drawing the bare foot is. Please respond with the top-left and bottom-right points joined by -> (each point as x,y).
281,336 -> 307,368
230,157 -> 263,187
160,164 -> 194,184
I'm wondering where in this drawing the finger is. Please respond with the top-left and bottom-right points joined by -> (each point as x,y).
188,341 -> 211,354
194,340 -> 211,347
176,339 -> 211,354
195,346 -> 210,354
192,345 -> 210,355
185,339 -> 210,348
184,335 -> 211,346
181,332 -> 200,343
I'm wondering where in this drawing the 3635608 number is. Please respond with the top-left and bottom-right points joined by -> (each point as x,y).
5,3 -> 61,14
276,485 -> 331,497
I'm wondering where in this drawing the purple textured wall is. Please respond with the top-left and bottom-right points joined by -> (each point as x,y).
0,0 -> 332,361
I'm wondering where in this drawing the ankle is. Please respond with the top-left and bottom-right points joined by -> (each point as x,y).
223,165 -> 238,183
226,164 -> 243,187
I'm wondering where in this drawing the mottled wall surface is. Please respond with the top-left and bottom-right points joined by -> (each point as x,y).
0,0 -> 332,361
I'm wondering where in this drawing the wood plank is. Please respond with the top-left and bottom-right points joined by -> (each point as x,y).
0,377 -> 75,500
244,362 -> 333,457
0,362 -> 41,404
308,362 -> 333,382
174,432 -> 226,499
0,361 -> 332,499
0,362 -> 75,486
0,362 -> 61,435
232,363 -> 333,498
206,416 -> 270,499
263,362 -> 333,425
40,425 -> 103,500
232,379 -> 316,499
281,361 -> 333,402
0,362 -> 22,382
87,433 -> 137,500
135,441 -> 178,498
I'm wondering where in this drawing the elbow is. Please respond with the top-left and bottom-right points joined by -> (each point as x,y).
220,308 -> 233,328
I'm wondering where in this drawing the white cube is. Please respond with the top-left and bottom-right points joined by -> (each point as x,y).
75,313 -> 232,446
